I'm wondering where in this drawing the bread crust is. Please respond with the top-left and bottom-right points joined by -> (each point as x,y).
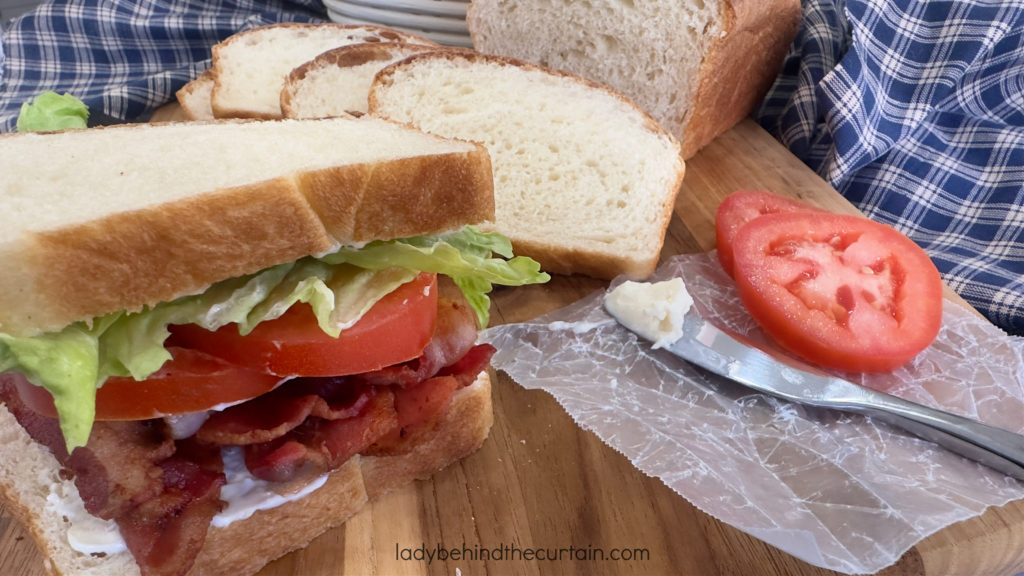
211,23 -> 439,119
280,42 -> 442,119
494,234 -> 664,280
2,176 -> 333,338
466,0 -> 802,159
682,0 -> 802,158
296,150 -> 494,243
0,371 -> 493,576
369,50 -> 684,280
0,119 -> 495,337
176,69 -> 216,121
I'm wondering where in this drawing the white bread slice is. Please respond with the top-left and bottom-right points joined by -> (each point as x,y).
0,116 -> 493,337
211,23 -> 438,119
175,69 -> 216,121
368,51 -> 685,280
0,371 -> 493,576
281,42 -> 442,119
466,0 -> 801,158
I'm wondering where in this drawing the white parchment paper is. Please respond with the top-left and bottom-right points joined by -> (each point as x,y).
482,252 -> 1024,574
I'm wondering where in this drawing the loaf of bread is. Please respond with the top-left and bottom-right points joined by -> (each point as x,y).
466,0 -> 802,158
210,23 -> 438,119
281,42 -> 442,119
367,51 -> 684,280
0,116 -> 493,337
0,370 -> 493,576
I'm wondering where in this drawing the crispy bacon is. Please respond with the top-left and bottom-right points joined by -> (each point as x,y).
117,443 -> 225,576
0,280 -> 489,576
195,376 -> 373,447
0,379 -> 224,576
439,343 -> 495,386
66,420 -> 174,520
243,388 -> 398,482
357,291 -> 479,387
0,378 -> 174,520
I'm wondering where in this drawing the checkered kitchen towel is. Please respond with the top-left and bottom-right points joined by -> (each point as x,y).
3,0 -> 1023,335
757,0 -> 1024,335
0,0 -> 326,129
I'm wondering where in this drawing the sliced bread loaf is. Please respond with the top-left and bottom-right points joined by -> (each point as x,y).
368,51 -> 684,280
0,116 -> 493,337
211,23 -> 438,119
466,0 -> 801,158
176,68 -> 216,120
281,42 -> 442,119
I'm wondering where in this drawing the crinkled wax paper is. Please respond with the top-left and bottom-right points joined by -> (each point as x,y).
482,252 -> 1024,575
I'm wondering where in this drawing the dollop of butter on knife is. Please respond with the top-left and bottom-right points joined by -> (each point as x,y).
603,278 -> 693,349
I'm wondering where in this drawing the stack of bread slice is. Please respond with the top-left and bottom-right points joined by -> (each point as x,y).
178,22 -> 684,280
177,22 -> 439,120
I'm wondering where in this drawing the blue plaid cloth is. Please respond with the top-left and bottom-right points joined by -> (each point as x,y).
0,0 -> 326,129
3,0 -> 1023,334
757,0 -> 1024,335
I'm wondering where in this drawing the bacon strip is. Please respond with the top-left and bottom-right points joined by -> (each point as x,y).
117,444 -> 225,576
243,388 -> 398,482
0,379 -> 224,576
195,376 -> 373,447
357,291 -> 479,387
0,282 -> 489,575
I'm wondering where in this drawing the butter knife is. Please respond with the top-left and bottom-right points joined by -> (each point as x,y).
625,306 -> 1024,481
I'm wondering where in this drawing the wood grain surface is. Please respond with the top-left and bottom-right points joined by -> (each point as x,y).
2,114 -> 1022,576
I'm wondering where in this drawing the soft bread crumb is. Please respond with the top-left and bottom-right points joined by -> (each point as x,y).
466,0 -> 802,158
211,23 -> 437,118
368,51 -> 684,279
282,43 -> 443,119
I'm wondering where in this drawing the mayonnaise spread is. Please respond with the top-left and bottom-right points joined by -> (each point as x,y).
47,446 -> 329,555
603,278 -> 693,349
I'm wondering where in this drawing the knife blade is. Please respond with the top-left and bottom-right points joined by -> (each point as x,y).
639,308 -> 1024,481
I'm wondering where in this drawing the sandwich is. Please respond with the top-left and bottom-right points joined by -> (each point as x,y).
0,98 -> 548,576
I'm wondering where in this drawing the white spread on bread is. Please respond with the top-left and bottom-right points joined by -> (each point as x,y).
48,446 -> 330,555
47,489 -> 128,555
603,278 -> 693,349
212,447 -> 329,528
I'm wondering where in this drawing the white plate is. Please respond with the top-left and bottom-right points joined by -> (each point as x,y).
334,0 -> 468,18
322,0 -> 469,33
325,11 -> 473,48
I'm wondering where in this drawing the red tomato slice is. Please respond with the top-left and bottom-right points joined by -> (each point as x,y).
169,272 -> 438,377
11,347 -> 283,421
715,190 -> 822,277
731,211 -> 943,373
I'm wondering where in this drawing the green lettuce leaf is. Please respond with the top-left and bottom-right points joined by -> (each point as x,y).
0,227 -> 547,451
322,226 -> 550,328
16,91 -> 89,133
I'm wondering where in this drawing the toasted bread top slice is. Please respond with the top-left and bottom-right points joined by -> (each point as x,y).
0,116 -> 493,336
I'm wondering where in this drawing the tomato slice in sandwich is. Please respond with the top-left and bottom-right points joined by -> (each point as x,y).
14,273 -> 440,420
170,272 -> 438,377
11,347 -> 282,421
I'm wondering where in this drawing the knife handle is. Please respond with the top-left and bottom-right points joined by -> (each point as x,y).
835,392 -> 1024,481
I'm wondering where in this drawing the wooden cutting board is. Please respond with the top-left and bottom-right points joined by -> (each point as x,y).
2,115 -> 1022,576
